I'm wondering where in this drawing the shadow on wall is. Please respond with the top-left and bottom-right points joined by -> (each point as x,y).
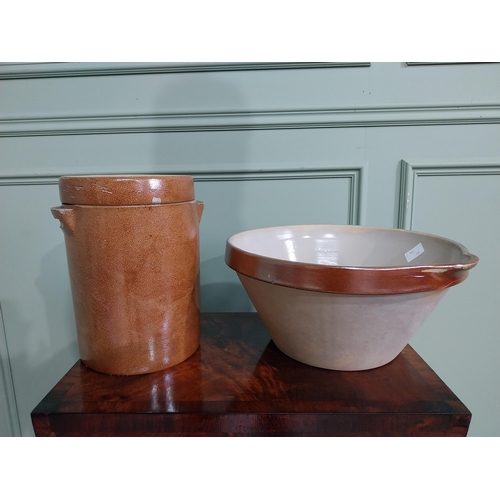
36,243 -> 78,354
153,71 -> 253,312
3,315 -> 78,436
28,243 -> 78,434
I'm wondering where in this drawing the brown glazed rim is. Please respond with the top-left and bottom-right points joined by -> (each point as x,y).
59,175 -> 194,205
225,225 -> 479,295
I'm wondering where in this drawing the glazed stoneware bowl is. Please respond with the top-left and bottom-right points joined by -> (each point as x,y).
225,225 -> 478,371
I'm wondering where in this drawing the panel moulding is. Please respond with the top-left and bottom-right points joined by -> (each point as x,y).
398,160 -> 500,230
2,104 -> 500,137
0,303 -> 21,436
406,62 -> 499,66
0,165 -> 366,226
0,62 -> 371,80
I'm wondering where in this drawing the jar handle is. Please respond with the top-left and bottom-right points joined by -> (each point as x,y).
51,206 -> 76,235
196,201 -> 204,222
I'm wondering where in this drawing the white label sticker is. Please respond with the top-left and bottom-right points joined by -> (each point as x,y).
405,243 -> 425,263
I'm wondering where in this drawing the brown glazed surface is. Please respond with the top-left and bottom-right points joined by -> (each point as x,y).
52,176 -> 203,375
225,226 -> 479,295
59,175 -> 194,205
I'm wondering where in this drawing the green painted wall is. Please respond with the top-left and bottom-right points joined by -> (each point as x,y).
1,62 -> 499,436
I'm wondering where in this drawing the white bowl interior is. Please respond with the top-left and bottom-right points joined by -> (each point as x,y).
229,225 -> 468,267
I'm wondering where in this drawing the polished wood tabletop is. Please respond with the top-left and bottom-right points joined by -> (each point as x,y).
31,313 -> 471,436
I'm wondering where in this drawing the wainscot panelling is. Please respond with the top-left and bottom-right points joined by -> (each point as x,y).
406,62 -> 499,66
0,181 -> 80,437
1,62 -> 499,436
359,124 -> 500,229
0,62 -> 371,79
0,303 -> 21,436
1,63 -> 500,123
196,166 -> 365,312
399,160 -> 500,436
2,104 -> 500,137
0,127 -> 369,179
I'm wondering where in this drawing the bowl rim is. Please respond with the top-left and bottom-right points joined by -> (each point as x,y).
225,224 -> 479,295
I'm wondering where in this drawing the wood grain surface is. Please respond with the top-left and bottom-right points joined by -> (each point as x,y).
31,313 -> 471,437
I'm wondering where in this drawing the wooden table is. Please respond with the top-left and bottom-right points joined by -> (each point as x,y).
31,313 -> 471,436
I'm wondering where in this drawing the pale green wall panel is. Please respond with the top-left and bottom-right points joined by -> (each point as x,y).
196,170 -> 360,311
362,124 -> 500,228
0,303 -> 21,436
1,62 -> 499,436
400,162 -> 500,436
0,128 -> 368,177
2,63 -> 499,119
0,184 -> 79,436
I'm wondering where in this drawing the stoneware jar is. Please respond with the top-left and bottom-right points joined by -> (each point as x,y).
52,175 -> 203,375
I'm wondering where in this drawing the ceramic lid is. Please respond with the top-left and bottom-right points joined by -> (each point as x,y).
59,175 -> 195,205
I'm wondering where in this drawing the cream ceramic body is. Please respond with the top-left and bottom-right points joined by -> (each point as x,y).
225,225 -> 478,371
238,274 -> 445,370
